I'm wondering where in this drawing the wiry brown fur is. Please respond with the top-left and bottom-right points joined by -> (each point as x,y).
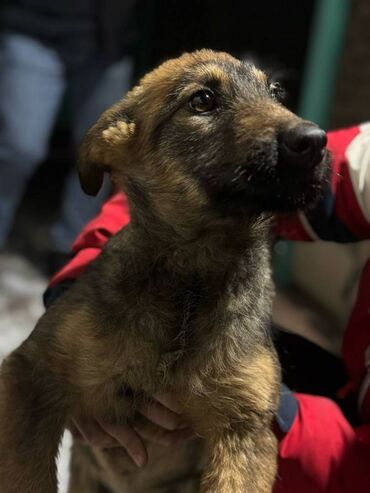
0,50 -> 328,493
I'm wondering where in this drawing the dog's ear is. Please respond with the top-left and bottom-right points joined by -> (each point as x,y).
78,102 -> 136,196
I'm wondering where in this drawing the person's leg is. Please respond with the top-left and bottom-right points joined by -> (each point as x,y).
274,324 -> 358,423
274,325 -> 346,392
50,56 -> 133,256
0,32 -> 65,248
273,327 -> 370,492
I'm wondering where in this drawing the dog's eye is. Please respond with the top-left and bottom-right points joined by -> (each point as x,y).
269,82 -> 285,101
188,90 -> 218,113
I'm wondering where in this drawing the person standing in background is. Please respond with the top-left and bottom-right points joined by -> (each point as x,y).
0,0 -> 137,272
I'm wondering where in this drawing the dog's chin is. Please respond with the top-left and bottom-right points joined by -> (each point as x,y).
210,187 -> 323,219
261,152 -> 331,213
207,152 -> 331,218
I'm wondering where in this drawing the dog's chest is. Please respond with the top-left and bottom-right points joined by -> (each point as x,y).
122,274 -> 209,346
120,273 -> 253,380
96,242 -> 268,390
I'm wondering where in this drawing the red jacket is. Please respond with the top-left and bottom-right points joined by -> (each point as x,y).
50,124 -> 370,491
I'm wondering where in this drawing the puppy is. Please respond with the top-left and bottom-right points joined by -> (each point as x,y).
0,50 -> 329,493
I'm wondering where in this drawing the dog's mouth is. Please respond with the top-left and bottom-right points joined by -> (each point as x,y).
201,146 -> 331,217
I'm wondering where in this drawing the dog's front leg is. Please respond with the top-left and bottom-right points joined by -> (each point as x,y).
186,348 -> 280,493
200,425 -> 277,493
0,344 -> 67,493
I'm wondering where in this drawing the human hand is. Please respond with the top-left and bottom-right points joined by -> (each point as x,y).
69,393 -> 194,467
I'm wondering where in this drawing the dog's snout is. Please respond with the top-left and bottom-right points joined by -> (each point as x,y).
278,125 -> 327,166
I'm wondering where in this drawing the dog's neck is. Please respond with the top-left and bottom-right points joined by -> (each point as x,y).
126,205 -> 272,281
117,174 -> 273,279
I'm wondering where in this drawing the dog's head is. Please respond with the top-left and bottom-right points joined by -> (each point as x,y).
79,50 -> 329,228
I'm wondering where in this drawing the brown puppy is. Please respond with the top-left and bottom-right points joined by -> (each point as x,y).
0,50 -> 329,493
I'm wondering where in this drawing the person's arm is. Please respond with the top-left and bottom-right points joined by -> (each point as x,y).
48,192 -> 130,288
342,258 -> 370,423
276,123 -> 370,423
44,192 -> 130,307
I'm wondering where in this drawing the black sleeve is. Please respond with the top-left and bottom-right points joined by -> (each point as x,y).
43,279 -> 75,309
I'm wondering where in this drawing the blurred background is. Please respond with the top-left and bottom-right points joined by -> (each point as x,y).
0,0 -> 369,490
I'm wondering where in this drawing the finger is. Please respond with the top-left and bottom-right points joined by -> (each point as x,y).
137,400 -> 186,431
98,420 -> 148,467
72,418 -> 119,449
135,424 -> 196,446
68,421 -> 84,441
152,393 -> 183,414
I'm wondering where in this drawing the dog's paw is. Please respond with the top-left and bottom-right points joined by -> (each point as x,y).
102,121 -> 135,145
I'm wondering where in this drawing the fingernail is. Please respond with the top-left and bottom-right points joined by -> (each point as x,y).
133,454 -> 145,467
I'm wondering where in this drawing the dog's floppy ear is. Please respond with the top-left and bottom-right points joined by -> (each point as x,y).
78,102 -> 136,196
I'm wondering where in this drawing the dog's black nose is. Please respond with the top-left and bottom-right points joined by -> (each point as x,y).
278,125 -> 327,166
